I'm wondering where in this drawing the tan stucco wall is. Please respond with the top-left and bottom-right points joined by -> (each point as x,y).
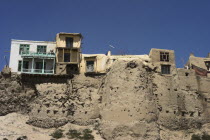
79,54 -> 150,74
149,48 -> 176,74
80,54 -> 108,73
56,33 -> 81,48
55,33 -> 82,75
187,55 -> 210,70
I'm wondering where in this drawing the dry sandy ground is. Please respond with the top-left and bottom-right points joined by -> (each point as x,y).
0,113 -> 104,140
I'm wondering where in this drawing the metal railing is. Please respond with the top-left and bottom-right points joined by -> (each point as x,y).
22,69 -> 54,74
21,51 -> 55,57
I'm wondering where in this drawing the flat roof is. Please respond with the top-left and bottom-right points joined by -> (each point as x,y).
57,32 -> 83,38
11,39 -> 56,44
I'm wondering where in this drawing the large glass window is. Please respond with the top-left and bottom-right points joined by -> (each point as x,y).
37,46 -> 47,54
19,44 -> 30,54
18,61 -> 29,72
34,62 -> 46,73
35,62 -> 46,69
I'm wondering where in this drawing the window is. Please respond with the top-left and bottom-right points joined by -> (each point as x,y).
19,44 -> 30,54
160,52 -> 169,62
205,61 -> 210,71
86,61 -> 94,72
18,61 -> 22,71
66,37 -> 73,48
37,46 -> 46,54
18,61 -> 29,72
161,65 -> 171,74
23,61 -> 29,69
64,53 -> 70,62
35,62 -> 46,69
35,62 -> 46,73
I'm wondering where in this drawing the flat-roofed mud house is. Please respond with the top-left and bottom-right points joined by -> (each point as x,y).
185,53 -> 210,77
9,32 -> 209,77
8,33 -> 177,76
55,33 -> 82,75
149,48 -> 176,75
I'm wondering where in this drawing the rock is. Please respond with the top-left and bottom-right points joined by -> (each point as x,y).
16,136 -> 28,140
1,66 -> 11,77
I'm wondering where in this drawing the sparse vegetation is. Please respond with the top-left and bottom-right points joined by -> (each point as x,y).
191,134 -> 201,140
66,129 -> 82,139
50,129 -> 64,139
66,129 -> 94,140
83,129 -> 94,140
201,133 -> 210,140
191,133 -> 210,140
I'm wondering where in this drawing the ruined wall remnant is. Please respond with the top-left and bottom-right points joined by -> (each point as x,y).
0,74 -> 37,116
98,59 -> 159,140
25,75 -> 103,128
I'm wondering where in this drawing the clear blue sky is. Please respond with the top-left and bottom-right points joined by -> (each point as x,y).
1,0 -> 210,70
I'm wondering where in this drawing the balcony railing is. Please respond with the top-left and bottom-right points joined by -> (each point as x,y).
21,51 -> 55,58
22,69 -> 54,74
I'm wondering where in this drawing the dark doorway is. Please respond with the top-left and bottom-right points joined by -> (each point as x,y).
64,53 -> 70,62
66,64 -> 78,74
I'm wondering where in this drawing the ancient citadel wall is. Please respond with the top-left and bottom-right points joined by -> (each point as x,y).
2,56 -> 210,139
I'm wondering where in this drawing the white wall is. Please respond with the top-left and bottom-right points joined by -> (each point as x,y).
9,40 -> 56,73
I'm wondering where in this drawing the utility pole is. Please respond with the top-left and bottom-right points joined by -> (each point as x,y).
4,56 -> 8,66
4,51 -> 10,67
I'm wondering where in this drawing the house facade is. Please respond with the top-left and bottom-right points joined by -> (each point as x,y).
149,48 -> 176,75
8,33 -> 179,76
9,40 -> 56,74
55,33 -> 82,75
185,53 -> 210,77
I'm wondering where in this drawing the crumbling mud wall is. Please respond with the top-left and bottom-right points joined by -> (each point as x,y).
98,59 -> 160,140
1,58 -> 210,140
153,68 -> 207,132
25,75 -> 103,128
0,73 -> 37,116
97,59 -> 210,140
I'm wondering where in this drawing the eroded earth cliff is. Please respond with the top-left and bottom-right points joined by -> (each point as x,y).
1,58 -> 210,140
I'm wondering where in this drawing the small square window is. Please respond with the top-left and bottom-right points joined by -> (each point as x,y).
86,61 -> 94,72
19,44 -> 30,54
37,45 -> 46,54
161,65 -> 171,74
160,52 -> 169,62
